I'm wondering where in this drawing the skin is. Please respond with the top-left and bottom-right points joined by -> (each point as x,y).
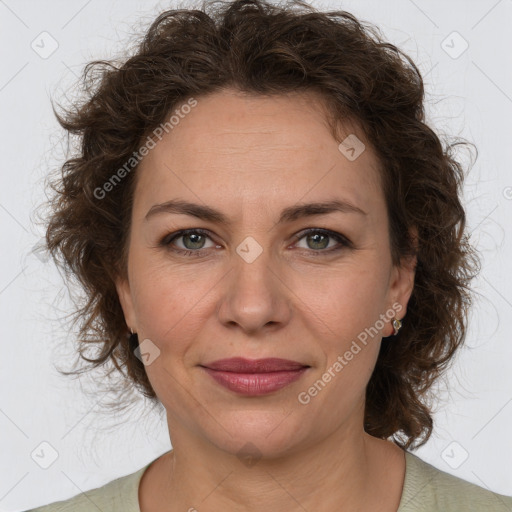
116,88 -> 416,512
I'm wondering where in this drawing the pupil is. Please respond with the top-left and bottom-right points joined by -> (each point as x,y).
308,233 -> 328,250
184,233 -> 204,249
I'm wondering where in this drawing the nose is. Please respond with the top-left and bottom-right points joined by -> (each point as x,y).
216,245 -> 292,335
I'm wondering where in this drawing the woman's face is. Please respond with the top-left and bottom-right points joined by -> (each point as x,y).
116,88 -> 415,457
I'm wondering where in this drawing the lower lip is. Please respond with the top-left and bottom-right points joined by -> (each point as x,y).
201,367 -> 308,396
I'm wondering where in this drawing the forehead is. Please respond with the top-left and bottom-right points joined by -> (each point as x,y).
134,89 -> 383,214
151,88 -> 363,156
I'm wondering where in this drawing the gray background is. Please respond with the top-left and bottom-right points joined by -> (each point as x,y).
1,0 -> 511,510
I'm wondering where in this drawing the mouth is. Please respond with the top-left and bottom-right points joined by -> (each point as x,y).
200,357 -> 310,396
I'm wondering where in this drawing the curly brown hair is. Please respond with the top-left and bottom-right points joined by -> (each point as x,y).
44,0 -> 479,450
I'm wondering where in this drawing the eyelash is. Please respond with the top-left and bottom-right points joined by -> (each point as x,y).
159,228 -> 352,257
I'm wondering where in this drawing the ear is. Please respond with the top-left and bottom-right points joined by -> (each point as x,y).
115,276 -> 137,333
386,228 -> 417,335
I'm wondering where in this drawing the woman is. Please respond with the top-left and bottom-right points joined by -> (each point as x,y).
28,0 -> 512,510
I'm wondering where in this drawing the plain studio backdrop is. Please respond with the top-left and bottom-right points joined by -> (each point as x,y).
1,0 -> 511,510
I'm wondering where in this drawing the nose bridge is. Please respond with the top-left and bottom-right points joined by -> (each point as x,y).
217,236 -> 290,332
234,239 -> 274,293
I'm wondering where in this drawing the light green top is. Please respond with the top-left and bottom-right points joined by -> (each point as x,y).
27,451 -> 512,511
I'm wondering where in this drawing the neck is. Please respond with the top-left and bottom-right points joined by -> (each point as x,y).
140,414 -> 405,512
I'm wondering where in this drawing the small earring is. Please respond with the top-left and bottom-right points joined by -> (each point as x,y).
392,318 -> 402,336
128,328 -> 138,351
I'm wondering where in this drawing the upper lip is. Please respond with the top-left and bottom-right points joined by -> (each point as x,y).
202,357 -> 309,373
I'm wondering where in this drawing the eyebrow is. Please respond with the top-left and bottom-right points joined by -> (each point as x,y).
145,198 -> 367,225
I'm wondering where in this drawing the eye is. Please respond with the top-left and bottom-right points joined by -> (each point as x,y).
160,229 -> 218,256
293,228 -> 351,254
159,227 -> 351,257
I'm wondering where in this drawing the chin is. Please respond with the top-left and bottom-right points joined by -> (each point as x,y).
201,409 -> 313,462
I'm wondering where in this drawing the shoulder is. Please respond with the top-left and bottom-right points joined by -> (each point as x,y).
26,463 -> 151,512
398,451 -> 512,512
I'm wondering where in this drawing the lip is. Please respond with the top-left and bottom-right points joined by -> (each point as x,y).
200,358 -> 310,396
203,357 -> 308,373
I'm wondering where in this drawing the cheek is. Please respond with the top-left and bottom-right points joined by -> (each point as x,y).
128,251 -> 216,346
301,262 -> 389,335
298,273 -> 385,412
128,263 -> 213,404
300,263 -> 389,387
135,279 -> 211,339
